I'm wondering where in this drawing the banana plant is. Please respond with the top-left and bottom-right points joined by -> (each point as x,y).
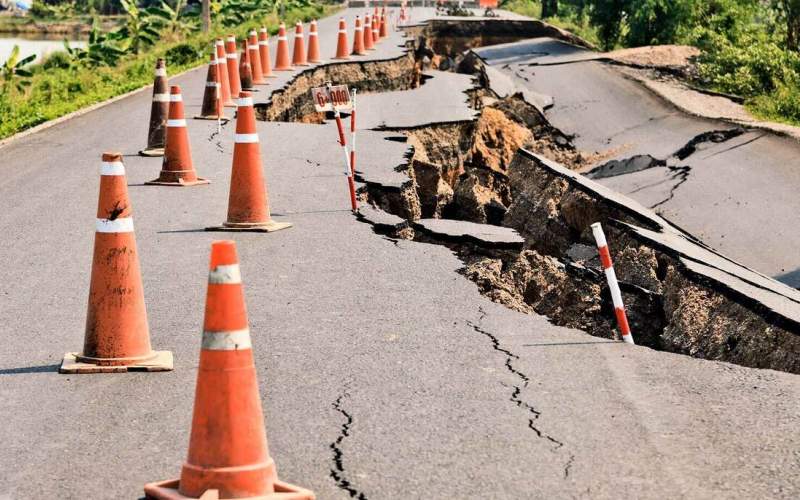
148,0 -> 198,37
113,0 -> 163,54
63,22 -> 126,68
1,45 -> 35,93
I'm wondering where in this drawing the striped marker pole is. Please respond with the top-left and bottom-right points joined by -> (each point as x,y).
327,83 -> 357,212
591,222 -> 635,345
350,88 -> 357,178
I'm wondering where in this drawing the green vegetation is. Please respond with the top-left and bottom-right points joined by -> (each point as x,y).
502,0 -> 800,126
0,0 -> 333,140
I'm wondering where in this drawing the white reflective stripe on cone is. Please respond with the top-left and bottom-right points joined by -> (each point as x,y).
206,82 -> 220,87
208,264 -> 242,285
227,37 -> 235,43
259,41 -> 268,46
309,32 -> 318,37
238,97 -> 254,107
154,68 -> 167,77
167,119 -> 187,127
235,134 -> 259,143
153,93 -> 169,102
170,94 -> 183,102
101,162 -> 125,176
96,217 -> 134,233
278,36 -> 288,41
295,33 -> 303,38
226,53 -> 238,59
216,40 -> 224,46
202,329 -> 252,351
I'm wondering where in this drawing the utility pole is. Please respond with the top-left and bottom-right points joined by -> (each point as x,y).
202,0 -> 211,33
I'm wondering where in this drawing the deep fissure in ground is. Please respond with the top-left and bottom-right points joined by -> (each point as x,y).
257,19 -> 800,375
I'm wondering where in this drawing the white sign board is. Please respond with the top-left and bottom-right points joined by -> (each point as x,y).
311,85 -> 352,112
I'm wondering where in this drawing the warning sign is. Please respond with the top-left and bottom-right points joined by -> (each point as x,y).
311,85 -> 352,112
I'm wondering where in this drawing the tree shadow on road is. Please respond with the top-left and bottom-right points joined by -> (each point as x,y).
0,363 -> 60,375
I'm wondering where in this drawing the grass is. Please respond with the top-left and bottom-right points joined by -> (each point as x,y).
0,4 -> 339,140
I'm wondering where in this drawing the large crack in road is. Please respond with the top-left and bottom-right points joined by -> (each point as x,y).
468,310 -> 576,479
330,384 -> 368,500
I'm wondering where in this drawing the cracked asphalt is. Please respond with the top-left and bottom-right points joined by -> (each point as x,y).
477,38 -> 800,288
1,8 -> 799,500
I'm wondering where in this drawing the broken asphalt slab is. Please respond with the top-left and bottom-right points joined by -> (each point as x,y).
479,36 -> 800,288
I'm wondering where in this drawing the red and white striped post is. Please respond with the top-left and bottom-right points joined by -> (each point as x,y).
350,88 -> 357,178
591,222 -> 635,345
326,83 -> 358,212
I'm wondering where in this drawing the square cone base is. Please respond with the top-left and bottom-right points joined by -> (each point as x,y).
205,220 -> 292,233
59,351 -> 173,374
144,478 -> 315,500
145,177 -> 211,187
139,147 -> 165,157
193,115 -> 231,122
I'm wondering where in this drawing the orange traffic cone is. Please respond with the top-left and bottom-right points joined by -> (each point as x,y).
352,16 -> 366,55
206,91 -> 291,233
258,27 -> 276,78
60,153 -> 173,374
215,39 -> 236,108
372,13 -> 380,45
143,240 -> 314,500
224,35 -> 242,100
240,41 -> 254,92
380,8 -> 389,38
248,30 -> 267,85
306,20 -> 322,64
333,18 -> 349,60
291,21 -> 308,66
274,23 -> 292,71
363,13 -> 375,50
147,86 -> 209,186
195,52 -> 229,121
140,58 -> 169,157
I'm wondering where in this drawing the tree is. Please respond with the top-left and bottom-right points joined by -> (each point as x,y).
587,0 -> 627,50
625,0 -> 692,46
541,0 -> 558,18
202,0 -> 210,32
774,0 -> 800,51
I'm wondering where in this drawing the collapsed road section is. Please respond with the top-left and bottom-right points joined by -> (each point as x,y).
256,14 -> 800,374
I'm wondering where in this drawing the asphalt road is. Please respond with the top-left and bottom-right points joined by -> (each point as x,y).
1,9 -> 799,500
476,38 -> 800,288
